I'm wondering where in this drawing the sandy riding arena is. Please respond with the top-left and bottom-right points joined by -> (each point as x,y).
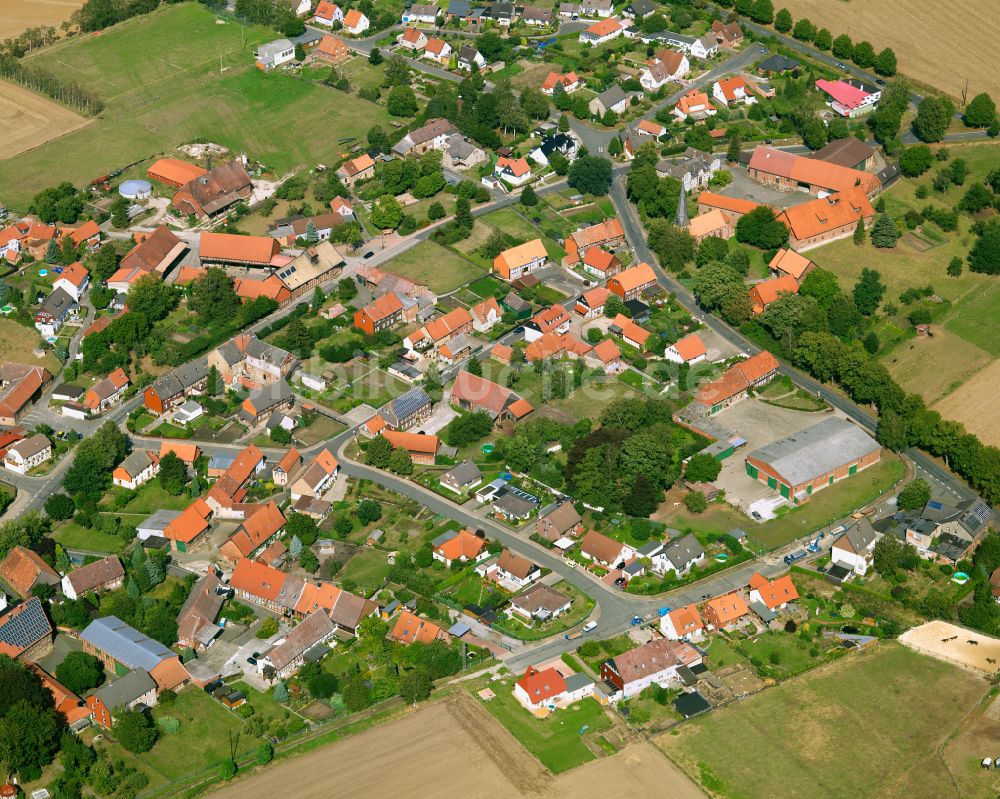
0,80 -> 90,160
900,621 -> 1000,675
784,0 -> 1000,98
207,697 -> 706,799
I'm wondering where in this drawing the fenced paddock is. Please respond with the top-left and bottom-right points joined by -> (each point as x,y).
899,620 -> 1000,675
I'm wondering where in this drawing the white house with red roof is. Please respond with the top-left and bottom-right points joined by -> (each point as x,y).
342,8 -> 369,34
423,37 -> 452,64
330,196 -> 354,219
660,604 -> 705,641
541,71 -> 581,95
398,27 -> 427,51
815,78 -> 881,117
748,572 -> 799,610
494,157 -> 533,187
470,297 -> 502,332
54,262 -> 90,302
313,0 -> 342,24
712,76 -> 755,107
664,332 -> 707,365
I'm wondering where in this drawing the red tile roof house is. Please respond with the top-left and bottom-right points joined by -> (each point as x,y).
272,447 -> 301,486
748,572 -> 799,611
589,338 -> 624,374
53,261 -> 90,301
541,71 -> 581,95
0,363 -> 52,426
83,368 -> 130,412
580,530 -> 635,569
609,313 -> 651,351
432,528 -> 487,567
694,350 -> 779,415
493,239 -> 547,281
219,501 -> 286,564
398,26 -> 428,51
470,296 -> 502,333
390,610 -> 451,645
607,262 -> 658,301
704,592 -> 751,630
206,444 -> 267,519
524,303 -> 571,342
289,448 -> 339,501
659,604 -> 705,641
0,546 -> 60,597
163,498 -> 214,553
176,571 -> 226,650
68,220 -> 102,252
448,370 -> 533,425
664,332 -> 707,365
172,160 -> 253,219
3,433 -> 52,475
403,306 -> 474,359
381,429 -> 440,465
574,286 -> 610,318
513,666 -> 567,712
749,274 -> 799,315
580,247 -> 621,279
199,231 -> 280,268
354,292 -> 404,336
0,597 -> 53,660
600,638 -> 702,699
563,218 -> 625,264
61,555 -> 125,600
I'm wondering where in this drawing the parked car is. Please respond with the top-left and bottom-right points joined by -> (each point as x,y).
582,621 -> 597,633
363,251 -> 374,259
630,615 -> 643,626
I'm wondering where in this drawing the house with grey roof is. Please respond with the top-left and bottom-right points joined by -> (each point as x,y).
493,492 -> 537,521
34,287 -> 78,338
62,556 -> 125,601
440,460 -> 483,494
238,378 -> 294,425
80,616 -> 189,690
656,148 -> 721,191
255,39 -> 296,71
262,610 -> 336,678
87,669 -> 158,728
508,583 -> 572,620
589,84 -> 628,116
137,509 -> 182,541
392,118 -> 460,156
144,358 -> 209,415
442,134 -> 487,170
745,417 -> 882,504
624,0 -> 657,17
831,518 -> 878,576
176,572 -> 226,650
456,44 -> 486,71
660,533 -> 705,576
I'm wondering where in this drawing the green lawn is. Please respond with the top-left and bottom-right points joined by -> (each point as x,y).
475,684 -> 613,773
94,686 -> 256,789
736,631 -> 831,678
116,482 -> 200,514
381,240 -> 487,294
659,643 -> 987,799
51,522 -> 127,554
340,549 -> 391,594
3,4 -> 392,208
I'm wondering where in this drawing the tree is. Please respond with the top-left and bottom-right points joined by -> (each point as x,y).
685,453 -> 722,483
863,331 -> 880,354
384,54 -> 410,86
873,535 -> 919,578
342,679 -> 370,713
853,268 -> 886,314
791,18 -> 815,41
338,278 -> 358,301
44,493 -> 75,521
427,201 -> 446,220
899,145 -> 933,177
621,474 -> 662,517
831,34 -> 853,59
157,451 -> 188,496
127,274 -> 176,323
109,196 -> 129,229
851,40 -> 875,69
813,28 -> 832,51
567,155 -> 613,195
696,236 -> 730,267
727,133 -> 742,164
520,184 -> 538,206
735,206 -> 789,249
189,268 -> 240,325
113,710 -> 158,754
388,448 -> 413,475
852,219 -> 866,246
801,117 -> 828,150
256,617 -> 278,640
947,256 -> 963,277
55,652 -> 103,694
0,699 -> 61,777
356,498 -> 382,524
307,670 -> 337,699
255,743 -> 273,765
285,513 -> 319,546
898,478 -> 931,511
453,196 -> 473,230
387,85 -> 417,117
914,96 -> 954,143
647,220 -> 694,271
684,491 -> 708,513
368,46 -> 383,65
874,47 -> 897,77
365,435 -> 393,468
370,195 -> 403,230
969,224 -> 1000,274
774,8 -> 792,32
869,213 -> 900,248
965,92 -> 996,128
400,669 -> 433,703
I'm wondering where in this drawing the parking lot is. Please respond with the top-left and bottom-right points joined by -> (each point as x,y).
710,399 -> 842,516
718,166 -> 817,210
535,263 -> 589,299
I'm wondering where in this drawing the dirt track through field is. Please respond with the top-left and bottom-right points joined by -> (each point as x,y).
0,79 -> 90,160
206,696 -> 707,799
932,359 -> 1000,446
0,0 -> 84,39
784,0 -> 1000,98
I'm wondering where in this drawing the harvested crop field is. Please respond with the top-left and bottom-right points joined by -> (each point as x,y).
783,0 -> 1000,98
899,621 -> 1000,675
660,643 -> 989,799
932,359 -> 1000,447
0,79 -> 90,158
0,0 -> 84,39
884,328 -> 992,406
207,696 -> 705,799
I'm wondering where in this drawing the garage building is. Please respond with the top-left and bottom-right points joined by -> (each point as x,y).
744,417 -> 881,503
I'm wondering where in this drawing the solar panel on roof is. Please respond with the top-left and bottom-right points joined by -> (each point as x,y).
390,387 -> 430,419
0,598 -> 51,651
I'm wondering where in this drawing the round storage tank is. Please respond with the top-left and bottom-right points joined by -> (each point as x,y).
119,179 -> 152,200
